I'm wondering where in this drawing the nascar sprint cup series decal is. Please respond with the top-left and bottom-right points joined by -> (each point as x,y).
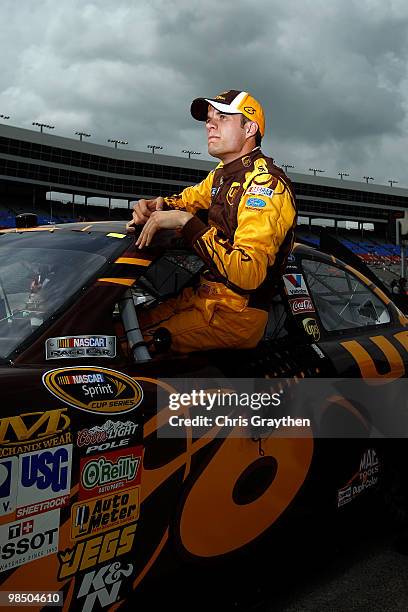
42,367 -> 143,415
45,335 -> 116,359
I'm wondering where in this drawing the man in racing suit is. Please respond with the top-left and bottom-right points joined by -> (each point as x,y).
128,90 -> 297,352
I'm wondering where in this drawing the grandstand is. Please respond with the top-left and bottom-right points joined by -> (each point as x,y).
0,122 -> 407,290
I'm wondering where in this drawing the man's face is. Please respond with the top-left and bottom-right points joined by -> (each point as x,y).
205,105 -> 248,161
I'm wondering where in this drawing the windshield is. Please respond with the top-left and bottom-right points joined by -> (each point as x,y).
0,230 -> 129,359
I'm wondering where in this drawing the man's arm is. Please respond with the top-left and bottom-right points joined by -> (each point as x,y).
163,170 -> 215,214
128,170 -> 215,229
180,177 -> 296,292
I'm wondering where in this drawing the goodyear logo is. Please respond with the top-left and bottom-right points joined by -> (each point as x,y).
246,197 -> 267,209
42,367 -> 143,415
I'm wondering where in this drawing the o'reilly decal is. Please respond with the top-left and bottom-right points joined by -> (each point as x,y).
46,335 -> 116,360
42,367 -> 143,415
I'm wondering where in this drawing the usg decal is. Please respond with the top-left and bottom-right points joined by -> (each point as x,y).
42,367 -> 143,415
1,445 -> 72,519
45,335 -> 116,360
17,444 -> 72,510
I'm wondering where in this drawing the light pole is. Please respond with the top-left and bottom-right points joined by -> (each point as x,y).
108,138 -> 128,149
0,114 -> 10,120
309,168 -> 325,177
338,172 -> 349,180
363,176 -> 374,184
388,180 -> 398,187
75,131 -> 91,142
182,149 -> 201,159
282,163 -> 294,173
147,145 -> 163,154
32,122 -> 54,133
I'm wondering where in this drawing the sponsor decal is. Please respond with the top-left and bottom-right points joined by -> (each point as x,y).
16,495 -> 70,519
0,445 -> 72,519
242,156 -> 252,168
246,185 -> 274,197
245,197 -> 267,209
302,317 -> 321,341
17,444 -> 72,509
337,449 -> 380,508
77,420 -> 139,455
311,343 -> 325,359
79,446 -> 142,500
0,510 -> 59,571
283,274 -> 309,296
71,488 -> 140,540
46,335 -> 116,360
289,297 -> 315,315
0,409 -> 71,458
287,253 -> 296,263
226,182 -> 241,205
77,561 -> 133,612
0,457 -> 18,516
58,523 -> 137,580
42,367 -> 143,415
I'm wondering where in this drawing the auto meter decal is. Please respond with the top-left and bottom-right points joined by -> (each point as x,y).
45,335 -> 116,359
42,367 -> 143,415
70,487 -> 140,540
302,317 -> 321,341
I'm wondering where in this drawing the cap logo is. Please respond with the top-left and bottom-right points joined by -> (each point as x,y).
215,95 -> 226,101
244,106 -> 256,114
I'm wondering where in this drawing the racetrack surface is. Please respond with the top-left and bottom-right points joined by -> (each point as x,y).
257,524 -> 408,612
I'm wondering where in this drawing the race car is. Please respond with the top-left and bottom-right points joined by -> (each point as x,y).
0,220 -> 407,611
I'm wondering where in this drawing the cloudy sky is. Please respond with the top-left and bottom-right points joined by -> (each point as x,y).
1,0 -> 408,187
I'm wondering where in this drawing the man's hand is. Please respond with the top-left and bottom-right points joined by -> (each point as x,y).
136,210 -> 193,249
126,197 -> 165,232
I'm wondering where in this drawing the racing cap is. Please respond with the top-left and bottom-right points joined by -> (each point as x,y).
191,90 -> 265,137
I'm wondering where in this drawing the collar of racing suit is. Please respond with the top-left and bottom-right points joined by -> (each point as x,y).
216,147 -> 262,178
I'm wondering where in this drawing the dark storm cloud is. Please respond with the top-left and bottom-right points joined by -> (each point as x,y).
1,0 -> 408,184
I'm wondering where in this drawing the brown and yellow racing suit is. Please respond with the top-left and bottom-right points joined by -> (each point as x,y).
139,147 -> 297,352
